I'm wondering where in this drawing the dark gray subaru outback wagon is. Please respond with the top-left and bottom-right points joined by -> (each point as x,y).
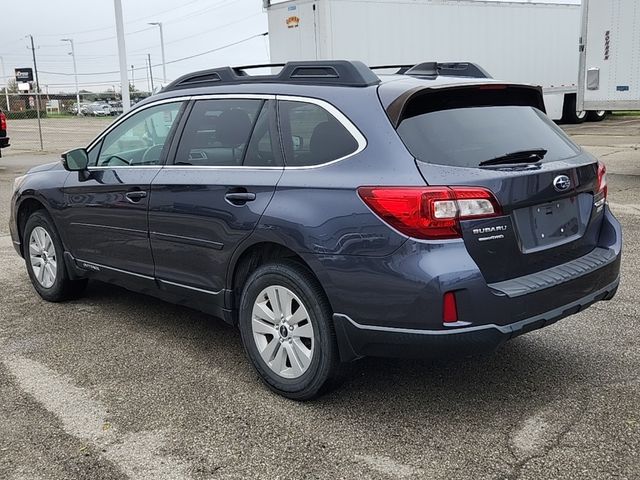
10,61 -> 621,399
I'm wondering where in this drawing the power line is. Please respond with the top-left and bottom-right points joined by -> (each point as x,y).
34,0 -> 204,37
38,32 -> 268,77
129,11 -> 263,53
163,32 -> 268,66
24,0 -> 242,48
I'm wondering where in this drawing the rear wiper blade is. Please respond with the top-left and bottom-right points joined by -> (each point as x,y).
479,149 -> 548,167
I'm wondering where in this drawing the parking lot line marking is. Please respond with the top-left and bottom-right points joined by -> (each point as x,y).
355,454 -> 420,478
3,354 -> 190,480
609,202 -> 640,216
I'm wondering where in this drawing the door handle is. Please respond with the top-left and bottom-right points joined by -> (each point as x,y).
125,190 -> 148,203
225,191 -> 256,205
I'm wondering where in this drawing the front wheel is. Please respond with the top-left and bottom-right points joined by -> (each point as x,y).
238,260 -> 339,400
23,211 -> 87,302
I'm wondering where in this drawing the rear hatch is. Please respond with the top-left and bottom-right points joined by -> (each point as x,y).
388,83 -> 606,283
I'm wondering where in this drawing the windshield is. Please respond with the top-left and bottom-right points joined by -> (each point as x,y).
397,105 -> 581,168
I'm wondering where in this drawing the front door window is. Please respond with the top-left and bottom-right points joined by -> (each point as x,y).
95,102 -> 183,167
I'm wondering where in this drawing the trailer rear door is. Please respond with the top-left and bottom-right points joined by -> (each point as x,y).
578,0 -> 640,111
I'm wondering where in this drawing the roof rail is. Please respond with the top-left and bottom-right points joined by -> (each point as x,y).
370,62 -> 492,79
163,60 -> 381,91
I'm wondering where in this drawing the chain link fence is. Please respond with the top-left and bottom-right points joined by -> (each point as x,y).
1,91 -> 150,154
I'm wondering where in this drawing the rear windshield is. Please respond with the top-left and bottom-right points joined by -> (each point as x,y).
397,105 -> 581,168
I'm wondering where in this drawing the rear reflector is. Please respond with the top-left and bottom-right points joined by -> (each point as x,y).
358,186 -> 501,239
443,292 -> 458,323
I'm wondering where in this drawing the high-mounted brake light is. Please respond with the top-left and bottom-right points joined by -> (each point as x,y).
595,162 -> 608,210
358,186 -> 502,240
0,112 -> 6,131
478,84 -> 508,90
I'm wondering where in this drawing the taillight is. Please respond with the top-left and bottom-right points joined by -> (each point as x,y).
595,162 -> 607,209
358,186 -> 502,240
0,112 -> 6,131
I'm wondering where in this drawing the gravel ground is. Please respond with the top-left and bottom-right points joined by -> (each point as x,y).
0,117 -> 638,480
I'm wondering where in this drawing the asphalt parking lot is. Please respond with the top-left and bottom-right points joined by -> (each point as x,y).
0,117 -> 639,480
6,117 -> 113,154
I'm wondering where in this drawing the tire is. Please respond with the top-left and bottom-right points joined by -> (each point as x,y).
238,260 -> 340,400
561,94 -> 587,124
23,211 -> 88,302
587,110 -> 608,122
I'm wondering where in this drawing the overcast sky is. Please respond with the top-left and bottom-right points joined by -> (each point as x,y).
1,0 -> 580,93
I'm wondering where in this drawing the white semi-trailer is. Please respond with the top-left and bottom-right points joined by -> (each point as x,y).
265,0 -> 602,123
578,0 -> 640,111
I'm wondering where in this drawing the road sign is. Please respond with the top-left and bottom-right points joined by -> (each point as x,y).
15,68 -> 34,82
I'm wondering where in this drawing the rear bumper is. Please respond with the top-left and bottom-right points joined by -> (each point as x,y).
0,136 -> 10,148
323,206 -> 622,361
334,276 -> 619,361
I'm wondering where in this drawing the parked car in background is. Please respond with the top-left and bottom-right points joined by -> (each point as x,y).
108,101 -> 123,116
9,61 -> 622,400
82,103 -> 112,117
70,102 -> 90,115
0,108 -> 10,157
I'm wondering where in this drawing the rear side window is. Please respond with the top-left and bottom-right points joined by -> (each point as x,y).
175,99 -> 262,167
397,105 -> 580,168
278,100 -> 358,167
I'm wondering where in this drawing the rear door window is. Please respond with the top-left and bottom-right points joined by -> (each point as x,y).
243,100 -> 281,167
278,100 -> 359,167
397,105 -> 581,168
175,99 -> 262,167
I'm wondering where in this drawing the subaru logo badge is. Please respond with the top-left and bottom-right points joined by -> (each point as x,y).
553,175 -> 571,192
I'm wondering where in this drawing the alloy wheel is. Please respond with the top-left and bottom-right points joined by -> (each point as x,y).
29,226 -> 57,288
251,285 -> 315,379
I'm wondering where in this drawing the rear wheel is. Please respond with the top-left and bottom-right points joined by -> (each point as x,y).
238,260 -> 339,400
561,95 -> 587,124
23,211 -> 87,302
587,110 -> 608,122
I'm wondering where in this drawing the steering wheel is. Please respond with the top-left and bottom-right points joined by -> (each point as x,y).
142,144 -> 164,164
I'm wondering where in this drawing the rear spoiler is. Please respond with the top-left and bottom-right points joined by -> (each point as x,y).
385,83 -> 546,128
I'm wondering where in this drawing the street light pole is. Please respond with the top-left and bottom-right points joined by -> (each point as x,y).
61,38 -> 80,116
114,0 -> 131,113
0,56 -> 10,111
148,22 -> 167,84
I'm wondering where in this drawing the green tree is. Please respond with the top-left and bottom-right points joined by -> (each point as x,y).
5,79 -> 19,93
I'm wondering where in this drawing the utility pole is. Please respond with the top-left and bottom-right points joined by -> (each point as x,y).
61,38 -> 80,116
27,35 -> 43,151
0,56 -> 10,111
144,59 -> 150,94
114,0 -> 131,113
147,54 -> 154,92
148,22 -> 167,84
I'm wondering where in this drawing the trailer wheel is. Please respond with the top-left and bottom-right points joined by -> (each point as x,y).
561,94 -> 587,124
587,110 -> 608,122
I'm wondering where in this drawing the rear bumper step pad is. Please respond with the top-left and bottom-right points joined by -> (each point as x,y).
488,247 -> 616,298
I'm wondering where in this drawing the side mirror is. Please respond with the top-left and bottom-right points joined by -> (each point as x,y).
62,148 -> 89,171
